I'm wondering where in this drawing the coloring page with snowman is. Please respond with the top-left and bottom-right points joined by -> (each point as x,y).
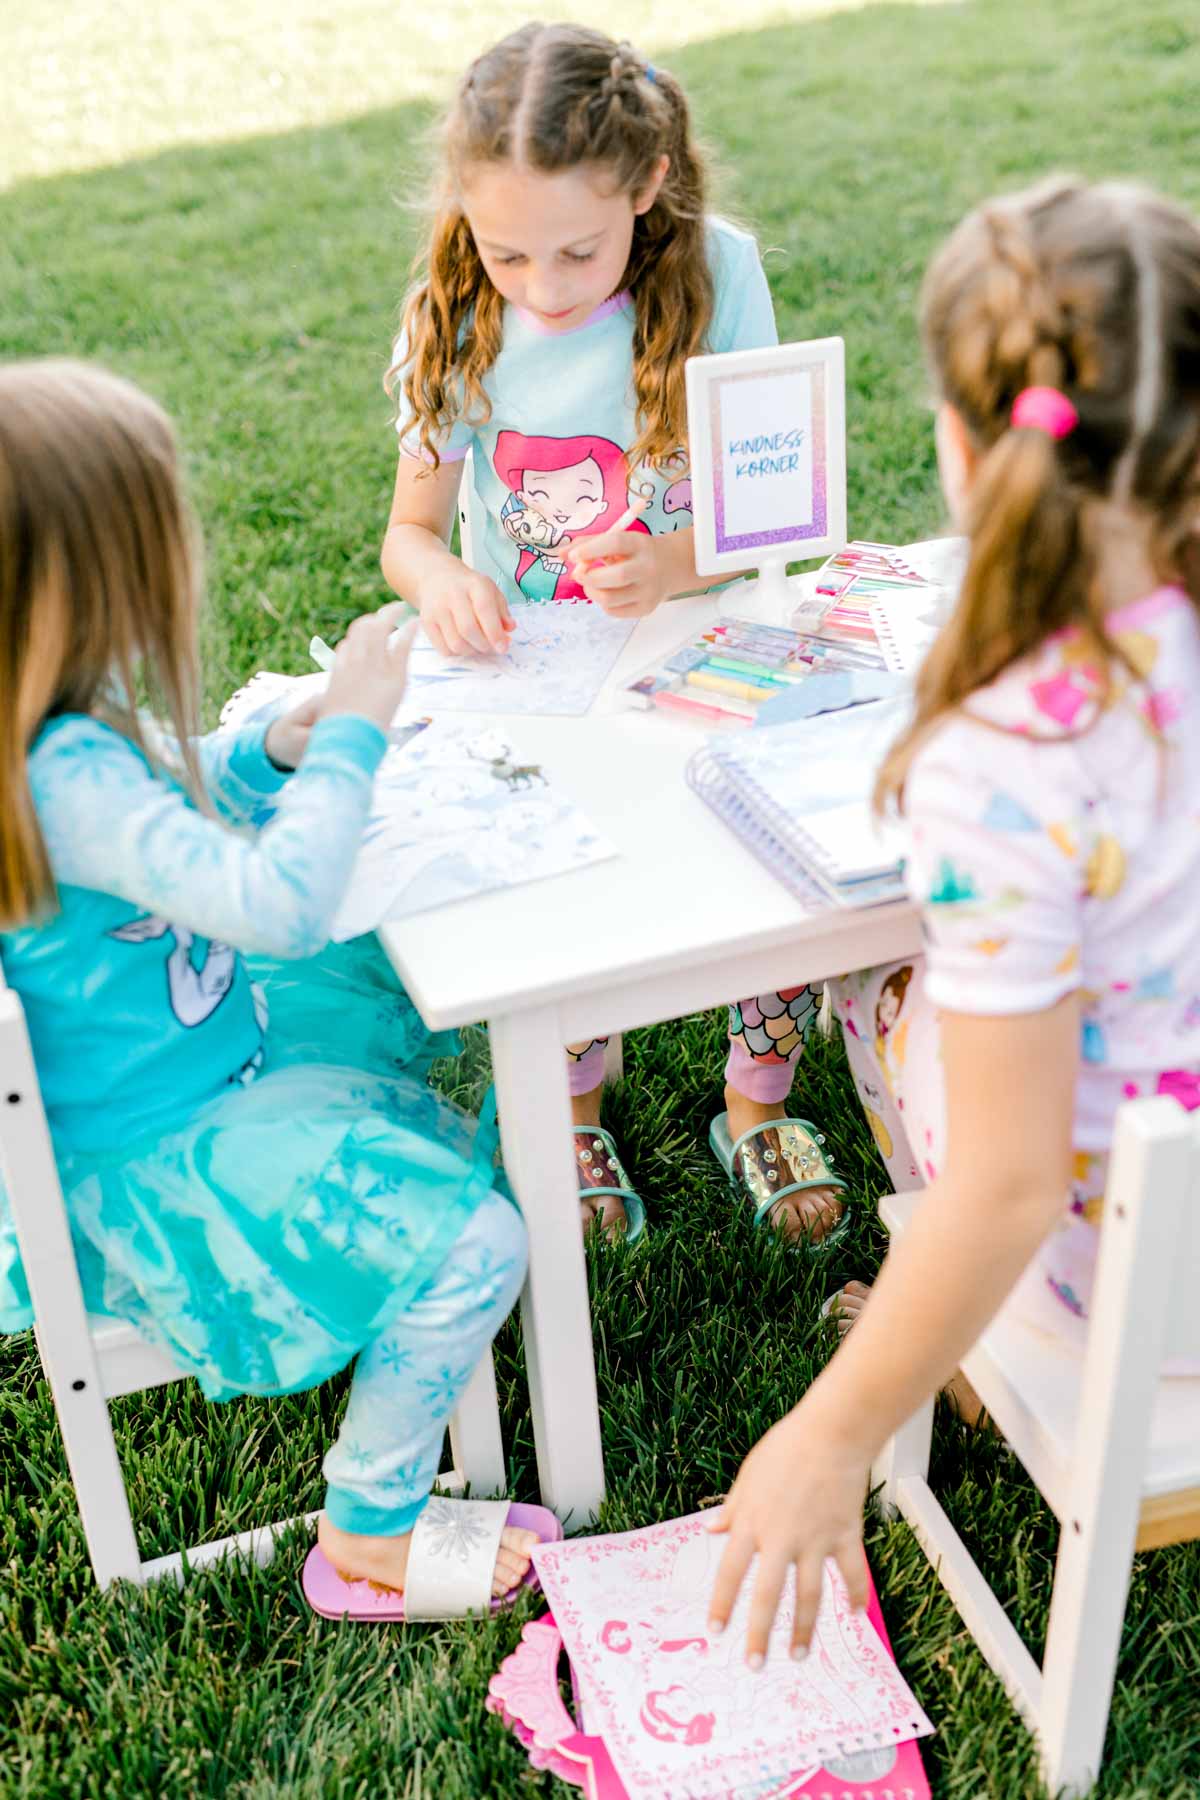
405,603 -> 636,716
531,1513 -> 933,1800
218,671 -> 615,934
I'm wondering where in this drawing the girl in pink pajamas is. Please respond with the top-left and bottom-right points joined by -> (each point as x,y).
709,176 -> 1200,1661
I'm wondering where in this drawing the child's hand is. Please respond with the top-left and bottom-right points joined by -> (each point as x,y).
568,529 -> 665,618
418,566 -> 515,656
264,693 -> 323,770
704,1403 -> 871,1665
323,604 -> 417,732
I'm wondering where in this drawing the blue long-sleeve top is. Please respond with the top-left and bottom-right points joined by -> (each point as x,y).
1,710 -> 387,1154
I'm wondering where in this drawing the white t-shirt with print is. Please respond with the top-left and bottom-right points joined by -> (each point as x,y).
905,585 -> 1200,1328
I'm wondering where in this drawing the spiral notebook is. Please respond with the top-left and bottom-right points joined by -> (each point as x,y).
687,696 -> 912,908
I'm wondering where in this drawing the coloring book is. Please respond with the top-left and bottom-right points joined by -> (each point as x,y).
405,603 -> 635,716
509,1513 -> 933,1800
218,671 -> 615,934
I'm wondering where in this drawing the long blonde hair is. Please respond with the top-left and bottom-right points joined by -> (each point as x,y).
878,177 -> 1200,807
391,23 -> 714,474
0,360 -> 204,927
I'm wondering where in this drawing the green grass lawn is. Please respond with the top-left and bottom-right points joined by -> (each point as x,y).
3,1 -> 1200,1794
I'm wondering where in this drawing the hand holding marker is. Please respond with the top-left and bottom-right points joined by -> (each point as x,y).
310,498 -> 648,684
569,495 -> 650,578
308,604 -> 419,737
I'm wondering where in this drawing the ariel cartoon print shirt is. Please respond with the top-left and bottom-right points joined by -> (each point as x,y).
393,217 -> 777,608
904,585 -> 1200,1182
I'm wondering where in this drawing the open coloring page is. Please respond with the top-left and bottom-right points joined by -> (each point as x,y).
218,672 -> 615,934
405,604 -> 635,716
532,1513 -> 932,1800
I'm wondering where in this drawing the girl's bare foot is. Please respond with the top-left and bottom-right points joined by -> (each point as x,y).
822,1282 -> 993,1430
579,1188 -> 629,1238
318,1512 -> 539,1599
724,1085 -> 843,1242
823,1278 -> 873,1335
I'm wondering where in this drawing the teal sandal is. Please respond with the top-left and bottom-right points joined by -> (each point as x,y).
573,1125 -> 646,1244
709,1112 -> 849,1250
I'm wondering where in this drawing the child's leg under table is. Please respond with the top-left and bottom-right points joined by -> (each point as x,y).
566,1037 -> 607,1117
831,961 -> 932,1195
564,1036 -> 641,1237
721,986 -> 845,1240
319,1187 -> 536,1596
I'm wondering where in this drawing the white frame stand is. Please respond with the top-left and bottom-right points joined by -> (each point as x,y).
685,336 -> 848,596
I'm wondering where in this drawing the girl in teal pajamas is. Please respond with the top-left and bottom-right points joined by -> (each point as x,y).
0,360 -> 538,1607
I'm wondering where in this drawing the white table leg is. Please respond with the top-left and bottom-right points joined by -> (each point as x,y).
603,1033 -> 624,1085
490,1006 -> 605,1526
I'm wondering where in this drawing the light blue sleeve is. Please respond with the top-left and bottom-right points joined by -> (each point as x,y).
198,722 -> 292,827
706,220 -> 780,355
391,329 -> 475,465
32,714 -> 388,961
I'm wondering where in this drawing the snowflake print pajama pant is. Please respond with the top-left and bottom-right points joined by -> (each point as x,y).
565,986 -> 824,1100
321,1186 -> 527,1536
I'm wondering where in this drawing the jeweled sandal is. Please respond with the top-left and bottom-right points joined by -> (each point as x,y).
572,1125 -> 646,1243
709,1111 -> 849,1249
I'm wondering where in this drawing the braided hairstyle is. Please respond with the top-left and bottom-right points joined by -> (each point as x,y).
392,23 -> 713,474
878,176 -> 1200,807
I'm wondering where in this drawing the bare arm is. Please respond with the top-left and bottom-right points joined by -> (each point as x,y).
708,997 -> 1079,1660
381,453 -> 463,602
806,1000 -> 1077,1432
381,455 -> 514,654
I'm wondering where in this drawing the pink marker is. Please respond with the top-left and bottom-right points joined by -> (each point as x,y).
571,496 -> 650,576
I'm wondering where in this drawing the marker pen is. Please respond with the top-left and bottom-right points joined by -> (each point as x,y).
654,689 -> 754,726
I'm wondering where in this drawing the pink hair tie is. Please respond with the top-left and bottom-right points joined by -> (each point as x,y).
1011,386 -> 1078,440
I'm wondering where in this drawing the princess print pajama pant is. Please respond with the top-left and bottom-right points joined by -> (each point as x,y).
829,958 -> 936,1193
829,956 -> 1134,1352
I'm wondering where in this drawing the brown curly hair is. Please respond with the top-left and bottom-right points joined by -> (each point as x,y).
390,23 -> 714,476
878,176 -> 1200,808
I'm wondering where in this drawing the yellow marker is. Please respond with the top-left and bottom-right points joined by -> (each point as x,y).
686,669 -> 769,704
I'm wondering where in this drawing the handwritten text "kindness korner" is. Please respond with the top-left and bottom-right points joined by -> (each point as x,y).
727,428 -> 806,479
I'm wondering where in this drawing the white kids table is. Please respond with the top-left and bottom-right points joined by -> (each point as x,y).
377,579 -> 925,1528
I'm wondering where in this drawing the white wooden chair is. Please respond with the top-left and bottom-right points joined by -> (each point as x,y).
873,1095 -> 1200,1797
0,977 -> 507,1590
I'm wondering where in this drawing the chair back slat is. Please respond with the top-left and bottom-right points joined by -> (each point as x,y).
1163,1110 -> 1200,1365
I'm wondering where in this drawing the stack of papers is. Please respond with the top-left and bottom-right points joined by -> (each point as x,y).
218,671 -> 615,936
488,1513 -> 933,1799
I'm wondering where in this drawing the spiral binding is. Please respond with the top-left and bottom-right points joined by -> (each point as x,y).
687,745 -> 903,910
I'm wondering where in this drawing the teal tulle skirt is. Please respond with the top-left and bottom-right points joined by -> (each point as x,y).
0,938 -> 507,1401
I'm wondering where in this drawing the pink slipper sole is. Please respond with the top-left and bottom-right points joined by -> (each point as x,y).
302,1501 -> 563,1622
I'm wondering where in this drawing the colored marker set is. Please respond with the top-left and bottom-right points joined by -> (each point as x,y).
625,617 -> 885,728
814,540 -> 929,596
789,541 -> 943,666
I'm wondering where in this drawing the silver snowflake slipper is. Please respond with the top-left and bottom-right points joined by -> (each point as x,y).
709,1111 -> 850,1252
301,1499 -> 562,1623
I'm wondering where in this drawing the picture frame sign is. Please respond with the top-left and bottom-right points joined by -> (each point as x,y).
685,336 -> 847,611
